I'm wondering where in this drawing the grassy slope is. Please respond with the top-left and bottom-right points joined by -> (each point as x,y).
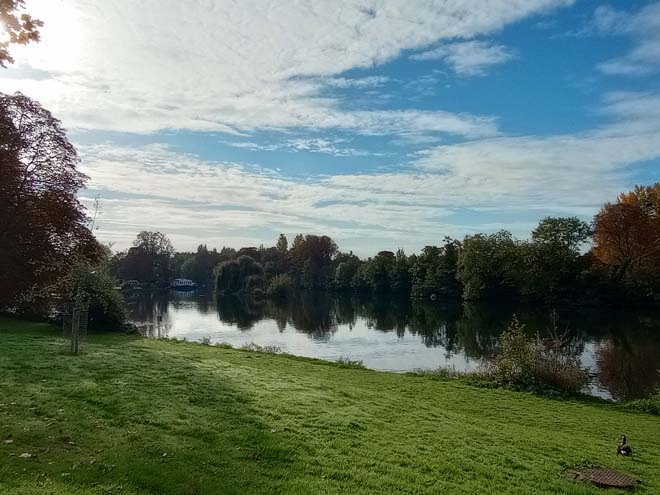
1,317 -> 658,495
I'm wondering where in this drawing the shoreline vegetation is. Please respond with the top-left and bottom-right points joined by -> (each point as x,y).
2,316 -> 660,494
104,185 -> 660,311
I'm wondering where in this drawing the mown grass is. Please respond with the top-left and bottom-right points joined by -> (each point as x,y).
1,316 -> 659,494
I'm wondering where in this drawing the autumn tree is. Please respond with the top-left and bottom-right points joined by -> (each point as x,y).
593,183 -> 660,282
0,92 -> 99,305
0,0 -> 43,67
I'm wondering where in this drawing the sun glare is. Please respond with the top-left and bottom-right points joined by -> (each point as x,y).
15,0 -> 83,69
0,20 -> 8,42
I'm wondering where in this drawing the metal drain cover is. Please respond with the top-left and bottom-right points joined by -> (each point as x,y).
567,468 -> 636,489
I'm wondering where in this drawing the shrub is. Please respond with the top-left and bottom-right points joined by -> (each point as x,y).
492,316 -> 588,394
335,357 -> 365,369
626,392 -> 660,415
413,366 -> 492,381
64,263 -> 127,330
240,342 -> 282,354
267,274 -> 292,298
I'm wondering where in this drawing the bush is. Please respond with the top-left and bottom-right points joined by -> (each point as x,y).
626,392 -> 660,415
492,316 -> 588,394
267,274 -> 292,298
335,357 -> 365,369
240,342 -> 282,354
64,263 -> 127,330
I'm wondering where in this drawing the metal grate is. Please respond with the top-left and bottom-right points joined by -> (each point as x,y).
567,468 -> 636,489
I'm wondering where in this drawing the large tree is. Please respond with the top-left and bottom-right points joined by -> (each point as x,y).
0,0 -> 43,67
127,231 -> 175,282
593,183 -> 660,282
0,92 -> 99,305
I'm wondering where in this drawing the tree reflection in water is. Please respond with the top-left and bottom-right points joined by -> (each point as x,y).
127,290 -> 660,400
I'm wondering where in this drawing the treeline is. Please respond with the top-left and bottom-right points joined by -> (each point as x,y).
112,183 -> 660,306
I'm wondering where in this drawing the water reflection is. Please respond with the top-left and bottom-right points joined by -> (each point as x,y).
127,290 -> 660,400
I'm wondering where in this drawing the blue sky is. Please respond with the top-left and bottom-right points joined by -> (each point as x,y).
1,0 -> 659,254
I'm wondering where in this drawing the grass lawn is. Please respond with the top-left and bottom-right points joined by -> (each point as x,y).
1,317 -> 659,494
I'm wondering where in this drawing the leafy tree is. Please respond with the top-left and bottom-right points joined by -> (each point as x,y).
332,252 -> 360,290
179,244 -> 222,285
0,1 -> 43,67
63,262 -> 127,329
120,247 -> 155,282
410,239 -> 460,298
0,93 -> 100,305
515,217 -> 593,300
290,234 -> 337,288
593,183 -> 660,283
532,216 -> 592,252
457,231 -> 517,300
132,231 -> 174,282
276,234 -> 288,253
133,231 -> 174,258
215,255 -> 264,294
180,257 -> 201,281
390,249 -> 412,293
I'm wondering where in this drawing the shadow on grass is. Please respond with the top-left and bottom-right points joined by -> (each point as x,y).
0,321 -> 301,495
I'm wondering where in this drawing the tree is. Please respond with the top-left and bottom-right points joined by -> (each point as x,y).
215,255 -> 264,295
276,234 -> 288,253
457,231 -> 517,300
520,217 -> 593,299
62,262 -> 127,329
0,1 -> 43,67
532,217 -> 591,253
132,231 -> 174,282
133,231 -> 174,258
120,247 -> 154,282
0,92 -> 99,305
593,184 -> 660,283
290,234 -> 338,288
390,249 -> 412,292
410,239 -> 460,298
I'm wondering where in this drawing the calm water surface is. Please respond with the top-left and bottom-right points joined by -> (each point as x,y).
127,290 -> 660,401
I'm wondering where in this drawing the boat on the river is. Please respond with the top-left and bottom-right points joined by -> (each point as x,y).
170,278 -> 197,290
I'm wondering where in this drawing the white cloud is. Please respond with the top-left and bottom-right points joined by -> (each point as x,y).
595,2 -> 660,76
411,40 -> 515,76
223,136 -> 388,157
79,92 -> 660,254
322,76 -> 391,89
0,0 -> 571,135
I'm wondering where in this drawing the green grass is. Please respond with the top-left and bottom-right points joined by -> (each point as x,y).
1,317 -> 659,495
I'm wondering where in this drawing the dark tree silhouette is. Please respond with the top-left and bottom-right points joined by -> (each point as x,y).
0,92 -> 98,305
0,0 -> 43,67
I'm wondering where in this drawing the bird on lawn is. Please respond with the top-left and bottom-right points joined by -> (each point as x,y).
617,435 -> 633,456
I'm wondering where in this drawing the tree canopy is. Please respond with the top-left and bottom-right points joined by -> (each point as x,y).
593,183 -> 660,283
0,92 -> 99,305
0,0 -> 43,67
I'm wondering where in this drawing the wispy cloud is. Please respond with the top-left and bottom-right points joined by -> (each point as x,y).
594,2 -> 660,76
80,91 -> 660,254
0,0 -> 571,135
222,137 -> 388,157
411,40 -> 515,76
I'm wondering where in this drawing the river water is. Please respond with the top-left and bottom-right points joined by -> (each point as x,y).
127,290 -> 660,401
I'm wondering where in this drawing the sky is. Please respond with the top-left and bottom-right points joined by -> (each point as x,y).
1,0 -> 659,255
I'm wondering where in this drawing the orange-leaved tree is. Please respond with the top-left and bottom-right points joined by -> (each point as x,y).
593,183 -> 660,282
